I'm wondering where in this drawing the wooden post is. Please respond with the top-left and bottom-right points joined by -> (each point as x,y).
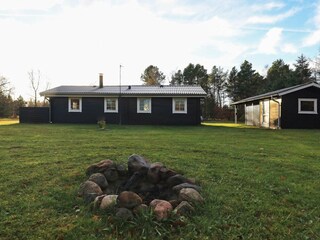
234,105 -> 237,124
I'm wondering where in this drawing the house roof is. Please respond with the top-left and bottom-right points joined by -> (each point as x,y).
231,81 -> 320,105
40,85 -> 207,97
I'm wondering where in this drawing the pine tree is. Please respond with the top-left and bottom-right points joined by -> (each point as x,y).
225,66 -> 239,102
294,54 -> 312,84
237,60 -> 264,99
265,59 -> 295,91
170,70 -> 184,85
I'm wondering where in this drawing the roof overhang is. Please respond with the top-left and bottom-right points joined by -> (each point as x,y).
42,94 -> 206,98
230,82 -> 320,105
40,85 -> 207,98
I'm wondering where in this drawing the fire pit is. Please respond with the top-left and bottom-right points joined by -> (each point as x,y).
78,154 -> 204,220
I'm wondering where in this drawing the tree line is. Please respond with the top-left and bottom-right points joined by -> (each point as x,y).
0,70 -> 48,118
1,53 -> 319,119
141,54 -> 319,120
0,76 -> 25,118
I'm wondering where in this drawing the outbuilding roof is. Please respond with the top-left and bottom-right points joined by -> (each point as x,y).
231,81 -> 320,105
40,85 -> 207,97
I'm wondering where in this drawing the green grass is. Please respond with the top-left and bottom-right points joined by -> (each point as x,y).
0,123 -> 319,239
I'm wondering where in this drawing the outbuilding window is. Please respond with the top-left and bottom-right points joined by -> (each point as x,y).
137,98 -> 151,113
68,97 -> 82,112
104,98 -> 118,113
298,98 -> 317,114
173,98 -> 187,114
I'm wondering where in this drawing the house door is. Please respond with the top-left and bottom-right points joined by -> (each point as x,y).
262,100 -> 269,128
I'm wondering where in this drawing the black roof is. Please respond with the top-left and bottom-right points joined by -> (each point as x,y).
40,85 -> 207,97
231,81 -> 320,105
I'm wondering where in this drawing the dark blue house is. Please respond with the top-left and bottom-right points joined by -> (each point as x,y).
231,81 -> 320,129
40,74 -> 206,125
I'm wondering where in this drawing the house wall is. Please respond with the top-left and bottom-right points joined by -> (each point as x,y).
50,97 -> 201,125
269,99 -> 281,129
19,107 -> 49,123
259,101 -> 263,127
281,87 -> 320,129
245,102 -> 259,126
258,99 -> 280,129
243,99 -> 280,129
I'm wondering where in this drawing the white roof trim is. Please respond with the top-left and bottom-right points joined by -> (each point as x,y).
278,82 -> 320,96
231,82 -> 320,105
43,94 -> 202,98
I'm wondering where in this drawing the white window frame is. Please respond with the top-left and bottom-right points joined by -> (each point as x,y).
68,97 -> 82,112
298,98 -> 317,114
172,98 -> 187,114
104,98 -> 118,113
137,98 -> 152,113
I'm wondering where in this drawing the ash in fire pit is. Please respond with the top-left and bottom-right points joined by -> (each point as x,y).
78,154 -> 204,220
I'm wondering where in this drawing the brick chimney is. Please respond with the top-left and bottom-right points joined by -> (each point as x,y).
99,73 -> 103,88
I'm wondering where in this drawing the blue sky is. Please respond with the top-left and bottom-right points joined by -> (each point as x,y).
1,0 -> 320,99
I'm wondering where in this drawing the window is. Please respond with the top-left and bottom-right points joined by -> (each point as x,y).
298,98 -> 317,114
173,98 -> 187,114
104,98 -> 118,113
68,98 -> 82,112
137,98 -> 151,113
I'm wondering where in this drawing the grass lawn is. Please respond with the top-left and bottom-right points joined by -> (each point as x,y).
0,123 -> 319,239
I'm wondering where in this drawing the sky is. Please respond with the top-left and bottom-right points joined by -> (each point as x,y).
1,0 -> 320,100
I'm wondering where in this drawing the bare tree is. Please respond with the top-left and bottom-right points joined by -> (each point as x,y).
0,75 -> 12,95
28,70 -> 40,107
309,48 -> 320,82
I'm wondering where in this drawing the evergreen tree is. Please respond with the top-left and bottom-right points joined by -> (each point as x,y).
209,66 -> 227,107
236,60 -> 264,99
182,63 -> 209,92
294,54 -> 312,84
0,94 -> 13,118
225,66 -> 239,102
265,59 -> 295,91
13,95 -> 26,117
170,70 -> 184,85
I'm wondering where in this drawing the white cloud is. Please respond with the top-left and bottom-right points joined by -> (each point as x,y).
314,1 -> 320,25
0,0 -> 244,99
303,1 -> 320,46
282,43 -> 298,53
247,8 -> 299,24
303,29 -> 320,46
251,2 -> 285,12
0,0 -> 311,99
0,0 -> 62,11
257,28 -> 283,54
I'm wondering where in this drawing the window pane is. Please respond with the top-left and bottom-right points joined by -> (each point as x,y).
139,98 -> 150,111
71,99 -> 80,110
175,99 -> 185,111
301,101 -> 315,111
139,100 -> 144,111
106,99 -> 116,110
